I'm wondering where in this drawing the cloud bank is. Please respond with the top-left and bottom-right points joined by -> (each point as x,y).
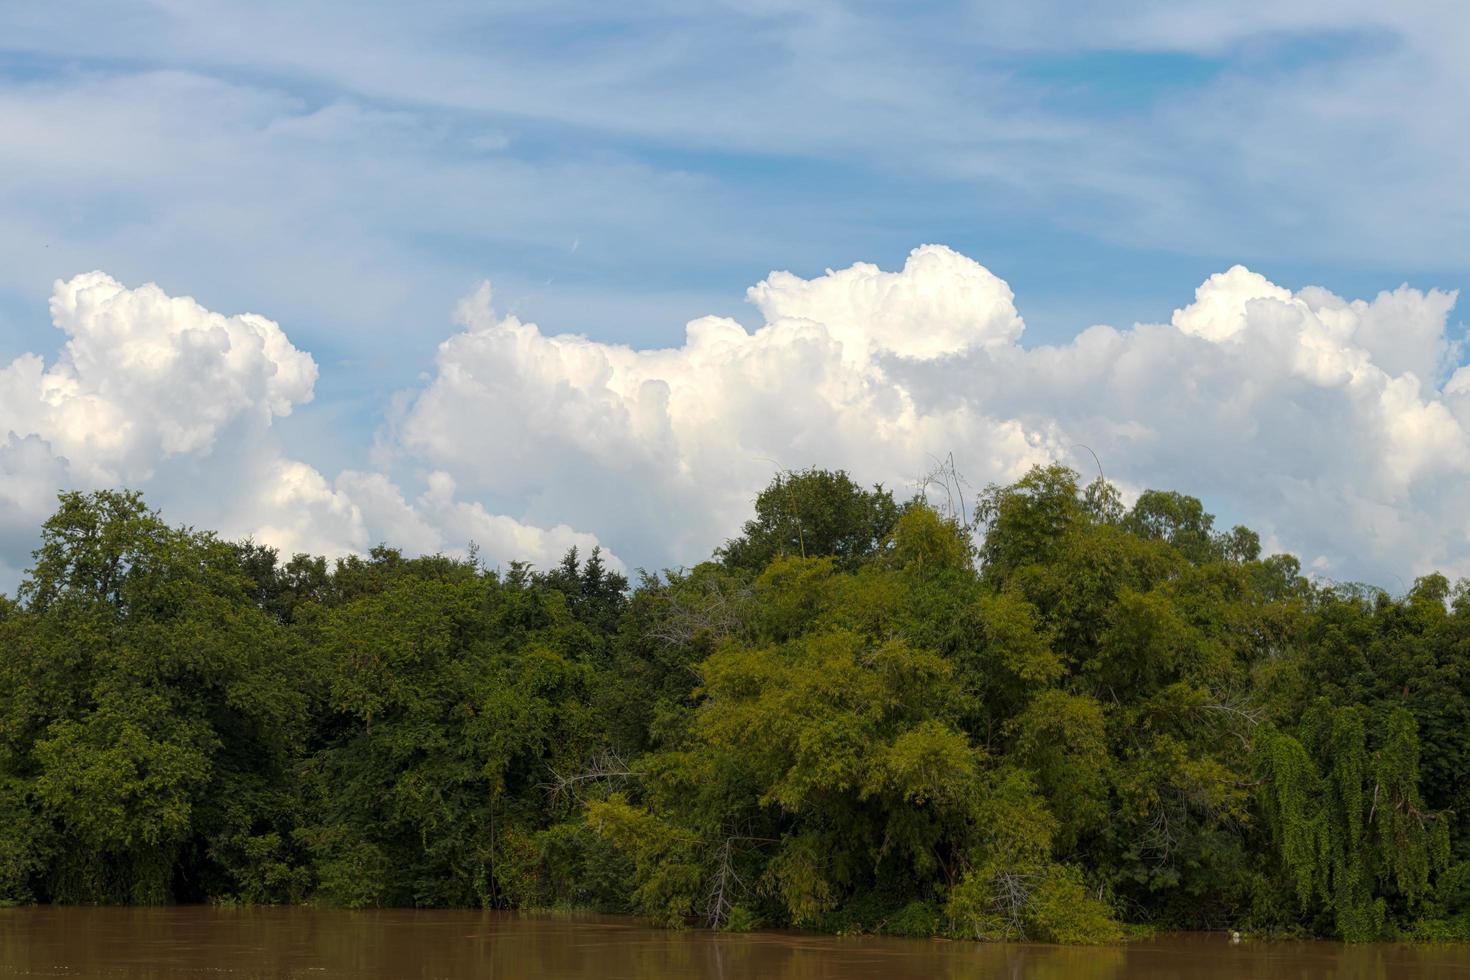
3,247 -> 1467,589
0,272 -> 609,585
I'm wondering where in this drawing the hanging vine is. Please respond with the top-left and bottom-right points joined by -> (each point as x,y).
1256,699 -> 1449,940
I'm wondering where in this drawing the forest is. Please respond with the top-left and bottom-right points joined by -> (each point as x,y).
2,465 -> 1468,943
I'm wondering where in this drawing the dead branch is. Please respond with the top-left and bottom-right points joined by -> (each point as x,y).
544,747 -> 645,807
645,580 -> 754,647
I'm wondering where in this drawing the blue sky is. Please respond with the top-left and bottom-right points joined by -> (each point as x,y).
2,1 -> 1470,586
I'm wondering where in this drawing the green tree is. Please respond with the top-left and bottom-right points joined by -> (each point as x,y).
719,468 -> 900,572
0,491 -> 310,903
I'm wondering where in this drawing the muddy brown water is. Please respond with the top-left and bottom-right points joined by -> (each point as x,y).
2,907 -> 1469,979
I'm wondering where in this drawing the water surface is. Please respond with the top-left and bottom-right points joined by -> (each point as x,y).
2,907 -> 1469,979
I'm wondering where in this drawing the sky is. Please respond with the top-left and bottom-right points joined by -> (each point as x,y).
3,1 -> 1470,590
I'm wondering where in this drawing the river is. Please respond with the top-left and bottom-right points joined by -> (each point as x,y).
2,907 -> 1469,978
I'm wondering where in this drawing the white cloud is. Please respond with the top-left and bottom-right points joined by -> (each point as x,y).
40,271 -> 316,475
245,459 -> 366,560
0,270 -> 324,564
336,468 -> 609,572
4,249 -> 1468,593
391,249 -> 1057,563
0,273 -> 618,588
1172,266 -> 1294,344
386,245 -> 1470,584
0,270 -> 319,522
0,433 -> 69,560
746,246 -> 1025,360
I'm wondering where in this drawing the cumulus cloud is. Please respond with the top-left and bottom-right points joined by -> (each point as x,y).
387,245 -> 1470,584
0,271 -> 316,484
0,433 -> 69,557
390,248 -> 1056,562
0,273 -> 618,586
335,468 -> 610,573
0,271 -> 327,568
5,249 -> 1469,591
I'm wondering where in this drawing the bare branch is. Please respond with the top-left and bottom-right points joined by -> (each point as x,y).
644,579 -> 754,647
544,747 -> 644,807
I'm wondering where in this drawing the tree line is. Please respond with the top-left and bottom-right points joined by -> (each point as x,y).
2,466 -> 1468,942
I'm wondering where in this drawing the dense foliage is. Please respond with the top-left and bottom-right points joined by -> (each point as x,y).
3,467 -> 1470,942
